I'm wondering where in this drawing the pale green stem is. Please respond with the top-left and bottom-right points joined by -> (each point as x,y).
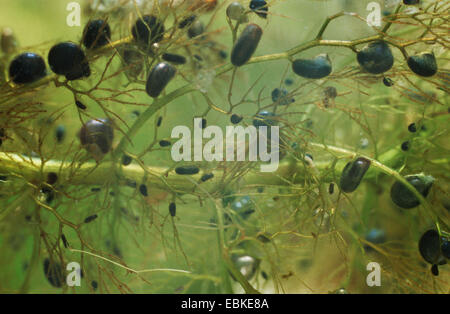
19,225 -> 40,293
0,188 -> 31,222
215,200 -> 260,294
0,146 -> 409,195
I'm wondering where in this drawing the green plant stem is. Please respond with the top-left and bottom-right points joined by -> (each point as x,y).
214,199 -> 234,294
0,145 -> 407,195
215,200 -> 260,294
5,141 -> 440,234
113,84 -> 196,158
19,226 -> 40,293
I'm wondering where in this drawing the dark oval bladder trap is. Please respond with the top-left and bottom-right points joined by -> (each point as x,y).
146,62 -> 176,98
390,174 -> 434,209
48,42 -> 90,80
292,53 -> 332,79
9,52 -> 46,84
356,41 -> 394,74
407,52 -> 437,77
162,53 -> 187,65
249,0 -> 268,19
43,258 -> 64,288
175,166 -> 200,175
339,157 -> 371,193
418,229 -> 447,276
231,23 -> 263,67
253,111 -> 277,128
132,15 -> 165,47
83,19 -> 111,49
79,118 -> 114,158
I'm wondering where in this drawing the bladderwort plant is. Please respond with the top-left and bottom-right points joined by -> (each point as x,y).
0,0 -> 448,294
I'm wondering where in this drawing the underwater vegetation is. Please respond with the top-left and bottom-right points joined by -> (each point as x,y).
0,0 -> 449,294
